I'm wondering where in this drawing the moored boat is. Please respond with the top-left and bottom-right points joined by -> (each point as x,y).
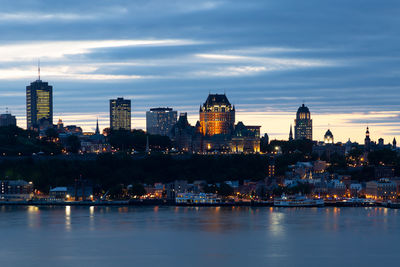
274,194 -> 324,207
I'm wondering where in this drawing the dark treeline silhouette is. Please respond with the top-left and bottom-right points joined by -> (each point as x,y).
108,129 -> 172,151
0,126 -> 62,155
0,154 -> 267,193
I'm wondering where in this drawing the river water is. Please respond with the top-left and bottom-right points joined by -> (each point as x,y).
0,206 -> 398,267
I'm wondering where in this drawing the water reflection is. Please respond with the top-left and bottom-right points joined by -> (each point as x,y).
0,206 -> 399,267
65,206 -> 71,231
268,209 -> 285,237
27,205 -> 40,229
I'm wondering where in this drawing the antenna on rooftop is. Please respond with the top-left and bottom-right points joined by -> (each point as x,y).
38,59 -> 41,80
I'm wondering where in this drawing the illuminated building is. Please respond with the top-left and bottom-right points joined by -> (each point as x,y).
0,180 -> 34,200
199,94 -> 235,136
267,160 -> 276,177
26,71 -> 53,130
366,179 -> 397,200
294,104 -> 312,140
230,122 -> 261,153
324,129 -> 334,144
146,107 -> 177,137
110,97 -> 131,130
0,113 -> 16,127
364,127 -> 371,152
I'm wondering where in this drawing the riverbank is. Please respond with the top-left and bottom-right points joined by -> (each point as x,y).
0,199 -> 397,208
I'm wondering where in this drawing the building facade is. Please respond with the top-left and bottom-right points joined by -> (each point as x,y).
294,104 -> 312,140
110,97 -> 131,130
146,107 -> 177,137
0,180 -> 34,200
199,94 -> 235,136
0,113 -> 17,127
26,78 -> 53,129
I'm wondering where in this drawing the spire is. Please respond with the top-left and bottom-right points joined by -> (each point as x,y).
289,124 -> 293,141
95,118 -> 100,134
393,138 -> 397,149
38,59 -> 41,80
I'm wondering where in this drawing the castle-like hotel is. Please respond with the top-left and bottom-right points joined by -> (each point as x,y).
172,94 -> 261,153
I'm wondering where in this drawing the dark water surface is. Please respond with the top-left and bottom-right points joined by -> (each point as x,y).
0,206 -> 398,267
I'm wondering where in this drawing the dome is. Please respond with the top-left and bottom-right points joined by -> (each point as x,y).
324,129 -> 333,138
296,104 -> 311,120
324,129 -> 334,144
297,104 -> 310,115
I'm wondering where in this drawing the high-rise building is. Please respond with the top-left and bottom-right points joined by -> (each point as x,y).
294,104 -> 312,140
199,94 -> 235,136
110,97 -> 131,130
0,113 -> 16,127
26,71 -> 53,130
146,107 -> 177,137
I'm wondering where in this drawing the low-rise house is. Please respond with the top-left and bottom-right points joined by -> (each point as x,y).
49,187 -> 68,199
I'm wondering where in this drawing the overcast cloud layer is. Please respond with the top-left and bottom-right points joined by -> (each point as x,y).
0,0 -> 399,142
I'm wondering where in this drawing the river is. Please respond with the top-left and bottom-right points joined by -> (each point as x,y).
0,206 -> 398,267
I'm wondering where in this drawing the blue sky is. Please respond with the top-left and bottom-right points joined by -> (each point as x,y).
0,0 -> 399,143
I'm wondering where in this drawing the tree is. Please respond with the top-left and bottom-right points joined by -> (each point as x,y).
218,183 -> 234,197
129,183 -> 146,197
66,135 -> 81,153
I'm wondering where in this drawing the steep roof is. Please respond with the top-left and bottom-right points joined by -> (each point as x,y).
203,94 -> 231,107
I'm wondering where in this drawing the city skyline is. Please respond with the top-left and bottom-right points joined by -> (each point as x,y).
0,0 -> 399,143
2,76 -> 398,144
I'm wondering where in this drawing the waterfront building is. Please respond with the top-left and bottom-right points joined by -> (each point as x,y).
294,104 -> 312,140
49,187 -> 68,200
146,107 -> 177,137
366,179 -> 397,200
0,113 -> 17,127
110,97 -> 131,130
175,193 -> 221,204
26,72 -> 53,130
0,180 -> 34,200
166,180 -> 189,200
199,94 -> 235,136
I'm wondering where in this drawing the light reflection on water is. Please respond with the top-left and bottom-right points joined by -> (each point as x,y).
0,206 -> 398,267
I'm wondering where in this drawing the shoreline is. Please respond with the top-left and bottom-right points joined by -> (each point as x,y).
0,200 -> 398,209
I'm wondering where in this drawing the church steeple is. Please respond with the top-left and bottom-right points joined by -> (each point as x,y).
364,127 -> 371,152
289,124 -> 293,141
95,118 -> 100,134
393,137 -> 397,149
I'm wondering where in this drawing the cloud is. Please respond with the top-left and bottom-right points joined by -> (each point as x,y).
0,0 -> 399,143
0,39 -> 201,62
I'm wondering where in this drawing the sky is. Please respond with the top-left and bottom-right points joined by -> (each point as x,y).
0,0 -> 399,143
